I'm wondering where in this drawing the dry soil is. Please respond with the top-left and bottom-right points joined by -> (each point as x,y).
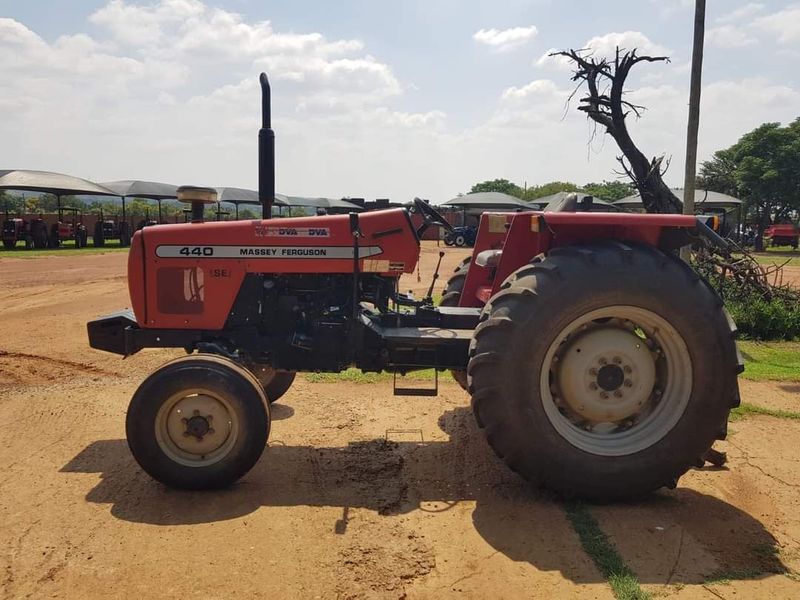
0,243 -> 798,599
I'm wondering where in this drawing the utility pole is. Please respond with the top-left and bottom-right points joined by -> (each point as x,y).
682,0 -> 706,261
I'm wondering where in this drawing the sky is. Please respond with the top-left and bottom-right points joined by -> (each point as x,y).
1,0 -> 799,202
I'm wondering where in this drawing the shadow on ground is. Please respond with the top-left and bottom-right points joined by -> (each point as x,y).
62,405 -> 787,585
779,383 -> 800,395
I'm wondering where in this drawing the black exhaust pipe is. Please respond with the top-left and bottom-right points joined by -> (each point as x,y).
258,72 -> 275,220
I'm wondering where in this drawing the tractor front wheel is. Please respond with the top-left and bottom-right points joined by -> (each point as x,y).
126,354 -> 270,489
246,363 -> 297,403
468,242 -> 741,501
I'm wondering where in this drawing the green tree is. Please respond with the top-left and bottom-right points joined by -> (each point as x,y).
582,180 -> 635,201
469,178 -> 523,197
699,119 -> 800,249
521,181 -> 579,201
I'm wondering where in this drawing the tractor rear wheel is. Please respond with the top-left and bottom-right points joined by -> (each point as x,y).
468,242 -> 741,501
75,227 -> 88,248
126,354 -> 270,489
246,363 -> 296,403
49,225 -> 59,248
93,221 -> 105,247
119,222 -> 132,247
31,221 -> 48,249
441,256 -> 471,389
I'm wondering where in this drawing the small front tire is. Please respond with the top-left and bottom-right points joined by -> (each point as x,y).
126,354 -> 270,489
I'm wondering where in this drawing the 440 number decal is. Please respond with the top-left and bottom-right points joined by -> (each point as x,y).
156,245 -> 383,259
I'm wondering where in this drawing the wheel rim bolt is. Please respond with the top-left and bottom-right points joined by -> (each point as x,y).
600,392 -> 609,399
613,390 -> 623,398
599,357 -> 608,365
589,368 -> 598,376
589,382 -> 598,391
612,356 -> 622,364
623,365 -> 632,374
624,379 -> 633,388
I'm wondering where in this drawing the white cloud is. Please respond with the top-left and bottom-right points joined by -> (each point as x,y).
537,31 -> 670,69
1,1 -> 799,202
707,25 -> 757,48
0,2 -> 439,199
753,4 -> 800,43
717,3 -> 765,23
501,79 -> 560,102
473,26 -> 538,51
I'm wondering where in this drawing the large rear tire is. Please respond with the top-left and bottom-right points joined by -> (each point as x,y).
468,242 -> 741,501
119,222 -> 132,247
126,354 -> 270,489
441,256 -> 471,389
49,224 -> 59,248
31,221 -> 48,249
93,221 -> 105,247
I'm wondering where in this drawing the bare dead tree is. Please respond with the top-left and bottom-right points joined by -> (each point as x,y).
552,47 -> 682,214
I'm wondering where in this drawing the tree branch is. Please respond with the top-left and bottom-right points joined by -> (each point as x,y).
553,46 -> 680,213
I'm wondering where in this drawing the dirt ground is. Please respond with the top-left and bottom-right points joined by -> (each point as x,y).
1,243 -> 799,599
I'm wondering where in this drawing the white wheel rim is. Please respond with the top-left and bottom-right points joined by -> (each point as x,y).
539,306 -> 692,456
155,388 -> 239,467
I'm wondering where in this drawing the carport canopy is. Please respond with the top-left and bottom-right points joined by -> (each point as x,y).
441,191 -> 532,210
0,169 -> 120,197
100,180 -> 179,200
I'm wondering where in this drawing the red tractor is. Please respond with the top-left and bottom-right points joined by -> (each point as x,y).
93,209 -> 132,247
764,223 -> 799,249
88,74 -> 741,501
2,212 -> 49,249
49,206 -> 88,248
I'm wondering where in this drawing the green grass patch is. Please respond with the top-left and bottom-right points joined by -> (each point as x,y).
565,503 -> 650,600
0,240 -> 129,258
747,250 -> 800,268
704,567 -> 763,585
303,368 -> 440,384
738,341 -> 800,382
729,402 -> 800,422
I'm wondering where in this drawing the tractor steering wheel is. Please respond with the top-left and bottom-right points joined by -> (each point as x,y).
412,198 -> 454,237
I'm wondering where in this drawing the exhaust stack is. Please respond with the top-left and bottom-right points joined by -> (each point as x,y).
258,72 -> 275,220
